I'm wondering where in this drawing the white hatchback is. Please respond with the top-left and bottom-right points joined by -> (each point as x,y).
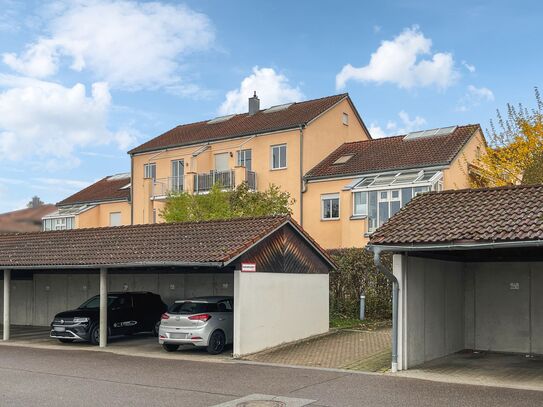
158,296 -> 233,354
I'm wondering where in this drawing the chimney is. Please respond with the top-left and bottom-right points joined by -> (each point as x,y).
248,91 -> 260,115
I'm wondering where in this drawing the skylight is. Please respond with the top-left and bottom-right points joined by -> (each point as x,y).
332,154 -> 354,165
404,126 -> 457,141
264,103 -> 293,113
107,173 -> 130,181
207,114 -> 235,124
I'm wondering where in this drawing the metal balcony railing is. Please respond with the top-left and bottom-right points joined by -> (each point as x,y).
152,177 -> 184,198
194,170 -> 235,192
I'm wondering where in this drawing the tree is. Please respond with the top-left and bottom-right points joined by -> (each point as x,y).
160,182 -> 294,223
471,87 -> 543,187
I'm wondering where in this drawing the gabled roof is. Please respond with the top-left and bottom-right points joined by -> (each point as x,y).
370,185 -> 543,246
305,124 -> 481,180
128,94 -> 354,155
57,173 -> 130,206
0,215 -> 335,270
0,205 -> 56,233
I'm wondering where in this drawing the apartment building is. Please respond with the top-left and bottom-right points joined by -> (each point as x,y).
45,93 -> 484,249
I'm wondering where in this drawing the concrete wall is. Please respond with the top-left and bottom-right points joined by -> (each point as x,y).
1,272 -> 233,327
396,256 -> 465,369
464,261 -> 543,354
233,271 -> 329,356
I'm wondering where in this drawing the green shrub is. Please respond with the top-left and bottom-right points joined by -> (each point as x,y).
328,248 -> 392,321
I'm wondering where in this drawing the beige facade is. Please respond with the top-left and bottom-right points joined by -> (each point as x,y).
76,201 -> 131,229
130,98 -> 370,225
303,128 -> 486,249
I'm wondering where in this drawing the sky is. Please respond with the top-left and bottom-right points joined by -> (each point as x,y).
0,0 -> 541,212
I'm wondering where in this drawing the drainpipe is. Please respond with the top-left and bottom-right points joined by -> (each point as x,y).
372,247 -> 399,372
299,125 -> 305,226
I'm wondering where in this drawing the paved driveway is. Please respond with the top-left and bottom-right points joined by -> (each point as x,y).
0,345 -> 542,406
243,329 -> 391,372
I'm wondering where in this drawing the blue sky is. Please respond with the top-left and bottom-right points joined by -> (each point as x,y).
0,0 -> 541,212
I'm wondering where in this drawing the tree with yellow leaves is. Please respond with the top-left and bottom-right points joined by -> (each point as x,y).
471,87 -> 543,187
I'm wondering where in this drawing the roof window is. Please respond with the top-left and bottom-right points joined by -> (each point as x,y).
332,154 -> 354,165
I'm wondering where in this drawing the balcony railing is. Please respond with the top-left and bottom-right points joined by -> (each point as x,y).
152,177 -> 184,198
193,170 -> 256,193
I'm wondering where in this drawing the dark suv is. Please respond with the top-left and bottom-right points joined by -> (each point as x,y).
50,292 -> 167,345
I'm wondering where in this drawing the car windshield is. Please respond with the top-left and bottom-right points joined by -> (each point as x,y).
78,295 -> 119,309
169,301 -> 218,314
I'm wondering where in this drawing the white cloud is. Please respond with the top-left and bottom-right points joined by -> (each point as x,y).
2,0 -> 214,89
218,66 -> 304,115
369,110 -> 427,138
462,60 -> 476,73
457,85 -> 494,111
0,75 -> 136,168
336,26 -> 458,90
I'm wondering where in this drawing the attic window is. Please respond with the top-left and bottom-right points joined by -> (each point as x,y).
342,112 -> 349,125
332,154 -> 354,165
264,103 -> 293,113
207,114 -> 235,124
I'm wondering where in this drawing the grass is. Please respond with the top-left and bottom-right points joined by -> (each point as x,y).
330,316 -> 391,331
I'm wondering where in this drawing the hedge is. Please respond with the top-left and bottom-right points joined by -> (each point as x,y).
328,248 -> 392,321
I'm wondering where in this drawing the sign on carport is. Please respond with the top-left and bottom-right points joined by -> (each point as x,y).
241,262 -> 256,272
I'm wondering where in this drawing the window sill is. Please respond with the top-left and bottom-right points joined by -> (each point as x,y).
270,167 -> 287,171
350,215 -> 367,220
321,218 -> 340,222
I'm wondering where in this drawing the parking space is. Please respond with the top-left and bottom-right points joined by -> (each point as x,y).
243,328 -> 391,372
0,324 -> 233,362
397,350 -> 543,392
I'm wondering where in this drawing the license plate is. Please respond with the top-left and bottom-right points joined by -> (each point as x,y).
53,327 -> 66,332
170,333 -> 187,339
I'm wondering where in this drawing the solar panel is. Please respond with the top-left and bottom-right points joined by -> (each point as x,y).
264,103 -> 294,113
207,114 -> 235,124
404,126 -> 457,141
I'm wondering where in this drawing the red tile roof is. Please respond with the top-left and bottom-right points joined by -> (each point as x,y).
0,215 -> 334,269
58,174 -> 130,206
305,125 -> 480,179
370,185 -> 543,246
0,205 -> 56,233
128,94 -> 350,155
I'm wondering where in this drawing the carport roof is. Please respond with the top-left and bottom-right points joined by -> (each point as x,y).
0,216 -> 333,270
370,184 -> 543,247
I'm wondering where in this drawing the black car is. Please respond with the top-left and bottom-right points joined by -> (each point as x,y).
50,292 -> 167,345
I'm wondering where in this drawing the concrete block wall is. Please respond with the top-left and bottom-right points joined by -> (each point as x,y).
0,272 -> 234,327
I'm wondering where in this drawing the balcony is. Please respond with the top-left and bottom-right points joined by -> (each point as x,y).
193,169 -> 256,193
152,177 -> 184,198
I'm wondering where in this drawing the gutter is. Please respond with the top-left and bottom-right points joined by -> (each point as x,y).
367,239 -> 543,253
370,246 -> 399,373
299,125 -> 306,226
1,261 -> 225,271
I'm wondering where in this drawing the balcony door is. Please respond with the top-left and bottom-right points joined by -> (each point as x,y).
214,153 -> 230,172
171,160 -> 184,192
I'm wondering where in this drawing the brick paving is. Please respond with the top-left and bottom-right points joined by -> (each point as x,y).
243,328 -> 391,372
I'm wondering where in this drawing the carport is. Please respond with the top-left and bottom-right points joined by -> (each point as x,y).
368,185 -> 543,382
0,215 -> 333,356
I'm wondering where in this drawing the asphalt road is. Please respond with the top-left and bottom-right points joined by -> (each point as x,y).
0,345 -> 542,406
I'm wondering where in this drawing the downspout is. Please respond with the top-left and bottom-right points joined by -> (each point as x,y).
299,125 -> 305,226
372,246 -> 399,373
130,154 -> 134,225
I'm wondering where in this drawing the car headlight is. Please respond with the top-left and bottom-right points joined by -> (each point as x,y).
73,317 -> 90,323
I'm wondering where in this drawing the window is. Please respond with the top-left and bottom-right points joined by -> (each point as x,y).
353,192 -> 368,216
321,193 -> 340,220
414,186 -> 430,196
109,212 -> 121,226
171,160 -> 184,191
271,144 -> 287,169
214,153 -> 230,172
43,217 -> 75,231
144,163 -> 156,180
342,112 -> 349,125
333,154 -> 354,165
237,149 -> 252,171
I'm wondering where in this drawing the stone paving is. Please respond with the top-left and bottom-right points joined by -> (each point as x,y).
243,328 -> 391,372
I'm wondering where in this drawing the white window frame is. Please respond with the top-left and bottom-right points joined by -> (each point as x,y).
237,149 -> 252,171
43,216 -> 75,231
342,112 -> 349,126
144,162 -> 156,180
321,193 -> 340,220
270,144 -> 287,170
109,212 -> 122,227
352,191 -> 368,217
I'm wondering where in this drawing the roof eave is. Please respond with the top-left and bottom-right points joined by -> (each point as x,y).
367,239 -> 543,253
1,261 -> 225,271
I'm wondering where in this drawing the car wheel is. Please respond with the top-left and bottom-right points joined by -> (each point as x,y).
207,330 -> 226,355
152,321 -> 161,337
89,324 -> 101,345
58,338 -> 74,344
162,343 -> 179,352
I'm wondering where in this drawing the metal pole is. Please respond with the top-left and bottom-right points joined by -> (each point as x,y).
99,267 -> 108,347
3,270 -> 10,341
